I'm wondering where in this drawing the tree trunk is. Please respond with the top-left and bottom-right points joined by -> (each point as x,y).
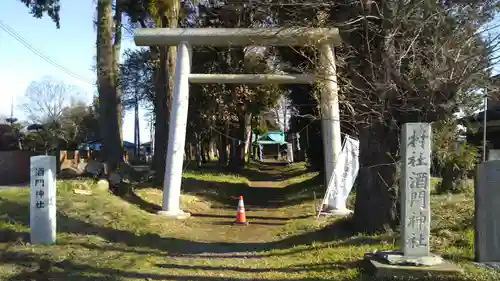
194,132 -> 202,168
134,98 -> 140,158
113,0 -> 123,142
152,0 -> 180,185
152,48 -> 169,185
219,124 -> 229,166
438,167 -> 468,194
96,0 -> 122,171
229,138 -> 237,167
184,142 -> 191,161
353,121 -> 400,234
201,140 -> 208,163
438,167 -> 454,194
243,113 -> 252,164
229,122 -> 244,168
211,139 -> 217,160
156,40 -> 176,174
217,134 -> 223,165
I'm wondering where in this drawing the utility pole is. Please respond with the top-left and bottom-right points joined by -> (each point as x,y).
5,96 -> 17,126
134,96 -> 140,158
483,89 -> 488,162
6,97 -> 21,150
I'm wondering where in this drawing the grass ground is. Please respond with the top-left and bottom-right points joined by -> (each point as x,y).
0,162 -> 497,281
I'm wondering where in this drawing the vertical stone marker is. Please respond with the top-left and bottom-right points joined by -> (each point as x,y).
400,122 -> 431,257
364,122 -> 463,278
475,160 -> 500,264
30,155 -> 57,245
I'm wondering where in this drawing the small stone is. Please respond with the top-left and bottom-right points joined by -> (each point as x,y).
109,172 -> 122,186
95,179 -> 109,191
77,162 -> 87,172
436,229 -> 453,239
85,161 -> 104,177
59,168 -> 83,179
73,189 -> 92,195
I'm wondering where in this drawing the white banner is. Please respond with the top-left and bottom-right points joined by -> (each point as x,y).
326,135 -> 360,210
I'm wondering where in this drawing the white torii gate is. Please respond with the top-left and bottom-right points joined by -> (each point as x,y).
134,27 -> 342,218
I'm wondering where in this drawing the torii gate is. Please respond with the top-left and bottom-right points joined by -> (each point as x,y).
134,28 -> 342,218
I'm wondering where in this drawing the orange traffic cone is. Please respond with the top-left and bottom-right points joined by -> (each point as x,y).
233,196 -> 249,225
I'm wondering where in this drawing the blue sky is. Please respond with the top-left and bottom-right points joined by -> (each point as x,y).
0,1 -> 149,143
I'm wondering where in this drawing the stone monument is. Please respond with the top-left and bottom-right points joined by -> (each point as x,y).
364,123 -> 462,277
475,160 -> 500,268
401,122 -> 432,258
30,155 -> 57,245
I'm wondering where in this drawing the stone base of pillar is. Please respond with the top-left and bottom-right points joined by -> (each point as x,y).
371,250 -> 444,266
156,210 -> 191,219
322,208 -> 353,216
319,205 -> 353,216
363,250 -> 462,278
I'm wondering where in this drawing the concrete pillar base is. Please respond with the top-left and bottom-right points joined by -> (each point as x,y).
156,210 -> 191,220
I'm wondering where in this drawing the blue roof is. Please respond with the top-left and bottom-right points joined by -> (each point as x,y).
252,131 -> 287,145
123,141 -> 135,149
79,140 -> 136,150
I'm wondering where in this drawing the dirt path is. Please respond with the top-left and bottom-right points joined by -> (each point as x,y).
127,161 -> 319,259
246,161 -> 290,189
177,162 -> 315,247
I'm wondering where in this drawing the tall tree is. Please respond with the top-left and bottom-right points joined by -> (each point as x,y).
121,49 -> 156,156
114,0 -> 124,141
96,0 -> 123,170
272,0 -> 499,233
58,100 -> 100,149
344,0 -> 498,233
120,1 -> 285,169
19,76 -> 78,123
123,0 -> 181,185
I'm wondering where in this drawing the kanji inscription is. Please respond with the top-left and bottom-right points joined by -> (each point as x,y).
30,156 -> 57,244
401,123 -> 431,257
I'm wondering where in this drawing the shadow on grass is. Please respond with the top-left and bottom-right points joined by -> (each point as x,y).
190,213 -> 312,221
1,249 -> 363,281
125,175 -> 323,213
0,228 -> 29,243
154,260 -> 361,273
183,160 -> 318,186
0,198 -> 377,254
125,161 -> 324,214
119,189 -> 162,213
211,221 -> 286,226
235,163 -> 315,182
179,174 -> 324,208
0,198 -> 390,281
1,249 -> 466,281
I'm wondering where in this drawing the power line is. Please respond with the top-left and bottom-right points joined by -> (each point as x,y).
0,19 -> 94,85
